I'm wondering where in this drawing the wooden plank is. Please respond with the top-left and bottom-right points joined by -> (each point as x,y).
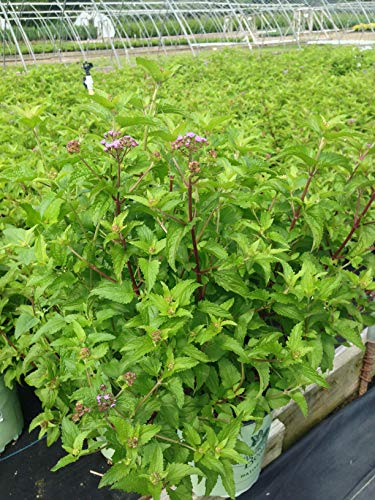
262,419 -> 285,468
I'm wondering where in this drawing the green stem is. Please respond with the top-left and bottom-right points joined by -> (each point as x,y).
155,434 -> 196,452
289,137 -> 325,231
134,379 -> 163,415
143,83 -> 160,151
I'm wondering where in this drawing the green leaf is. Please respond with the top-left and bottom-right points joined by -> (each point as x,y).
110,246 -> 127,282
183,423 -> 201,446
15,313 -> 39,338
304,210 -> 324,250
99,461 -> 127,487
167,378 -> 185,408
286,322 -> 304,353
51,454 -> 78,471
61,417 -> 79,448
200,241 -> 228,259
121,336 -> 155,359
182,344 -> 209,363
253,362 -> 270,397
35,235 -> 48,263
166,224 -> 187,272
272,303 -> 303,321
136,57 -> 164,83
301,365 -> 329,388
166,463 -> 202,485
139,424 -> 161,446
171,280 -> 201,306
213,269 -> 250,298
198,301 -> 233,319
32,315 -> 66,342
290,391 -> 308,417
218,359 -> 241,389
139,258 -> 160,292
333,320 -> 364,349
172,357 -> 200,373
90,282 -> 134,304
117,115 -> 157,127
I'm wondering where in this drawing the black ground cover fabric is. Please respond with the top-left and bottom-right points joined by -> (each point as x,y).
1,385 -> 374,499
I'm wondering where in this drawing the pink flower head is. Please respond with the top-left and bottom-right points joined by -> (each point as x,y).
101,132 -> 139,157
171,132 -> 208,155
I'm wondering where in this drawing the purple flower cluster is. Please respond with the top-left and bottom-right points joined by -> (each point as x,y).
96,384 -> 116,412
171,132 -> 208,154
101,130 -> 139,155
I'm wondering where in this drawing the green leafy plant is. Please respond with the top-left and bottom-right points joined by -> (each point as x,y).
0,51 -> 374,499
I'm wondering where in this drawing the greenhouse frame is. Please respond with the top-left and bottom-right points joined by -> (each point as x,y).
1,1 -> 375,68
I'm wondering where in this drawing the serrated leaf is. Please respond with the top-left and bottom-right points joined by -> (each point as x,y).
304,210 -> 324,250
166,463 -> 202,485
51,454 -> 78,472
253,362 -> 270,397
61,417 -> 79,448
218,359 -> 241,389
99,461 -> 127,487
110,246 -> 127,282
198,301 -> 233,319
139,258 -> 160,292
213,269 -> 250,298
15,313 -> 39,338
290,391 -> 308,417
166,224 -> 187,272
90,282 -> 134,304
139,424 -> 161,446
172,280 -> 201,306
173,357 -> 200,373
183,423 -> 201,446
167,378 -> 185,408
32,315 -> 66,342
272,303 -> 303,321
286,322 -> 304,353
301,365 -> 329,388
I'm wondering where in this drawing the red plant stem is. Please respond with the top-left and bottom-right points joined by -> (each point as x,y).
113,160 -> 140,297
348,146 -> 372,182
188,178 -> 204,300
0,329 -> 18,352
68,246 -> 117,283
79,156 -> 103,182
332,189 -> 375,260
289,167 -> 317,231
127,261 -> 140,296
289,138 -> 325,231
169,175 -> 174,192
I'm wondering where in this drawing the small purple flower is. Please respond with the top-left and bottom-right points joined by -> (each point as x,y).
171,132 -> 208,156
101,131 -> 139,157
96,385 -> 116,412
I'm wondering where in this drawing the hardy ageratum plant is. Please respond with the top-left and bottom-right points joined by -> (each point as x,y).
0,60 -> 374,499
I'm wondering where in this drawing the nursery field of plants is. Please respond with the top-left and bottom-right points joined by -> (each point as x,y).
0,45 -> 374,499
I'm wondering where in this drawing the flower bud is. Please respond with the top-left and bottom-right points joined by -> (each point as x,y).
66,140 -> 81,154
